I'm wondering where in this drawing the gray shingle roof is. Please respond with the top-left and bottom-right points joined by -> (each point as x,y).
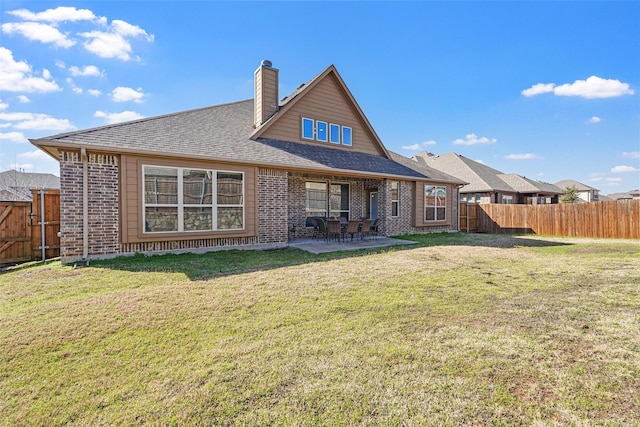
554,179 -> 598,192
0,170 -> 60,189
31,99 -> 440,181
498,174 -> 562,195
414,152 -> 513,193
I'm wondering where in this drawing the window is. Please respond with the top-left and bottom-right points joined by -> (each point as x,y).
425,185 -> 446,221
143,165 -> 244,233
342,126 -> 352,146
302,117 -> 314,140
317,121 -> 328,142
305,181 -> 327,226
329,123 -> 340,144
330,183 -> 350,219
305,181 -> 350,225
390,181 -> 399,217
502,195 -> 513,204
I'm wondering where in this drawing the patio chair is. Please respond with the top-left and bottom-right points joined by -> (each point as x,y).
361,219 -> 372,241
369,218 -> 379,239
310,217 -> 322,240
316,218 -> 328,241
326,219 -> 342,243
343,219 -> 361,242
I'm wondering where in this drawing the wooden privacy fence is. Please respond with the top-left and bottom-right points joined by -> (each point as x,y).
476,200 -> 639,239
459,203 -> 478,232
0,189 -> 60,265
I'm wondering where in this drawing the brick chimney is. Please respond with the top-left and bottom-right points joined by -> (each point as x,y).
254,60 -> 279,127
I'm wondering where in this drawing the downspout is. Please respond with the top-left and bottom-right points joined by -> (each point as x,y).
81,148 -> 89,262
40,190 -> 46,262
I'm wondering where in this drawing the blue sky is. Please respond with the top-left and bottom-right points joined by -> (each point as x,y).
1,1 -> 638,194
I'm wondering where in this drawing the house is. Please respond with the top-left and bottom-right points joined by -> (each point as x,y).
554,179 -> 599,202
413,152 -> 561,204
0,170 -> 60,201
606,189 -> 640,201
30,61 -> 465,264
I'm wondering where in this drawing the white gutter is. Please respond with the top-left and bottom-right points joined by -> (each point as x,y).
81,148 -> 88,262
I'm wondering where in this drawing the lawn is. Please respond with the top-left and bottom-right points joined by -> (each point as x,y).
1,233 -> 639,426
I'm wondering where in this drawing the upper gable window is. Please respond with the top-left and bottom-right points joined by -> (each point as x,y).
302,117 -> 314,140
317,121 -> 328,142
301,117 -> 352,147
329,124 -> 340,144
342,126 -> 352,146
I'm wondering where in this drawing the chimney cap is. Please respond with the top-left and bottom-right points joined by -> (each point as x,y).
261,59 -> 273,68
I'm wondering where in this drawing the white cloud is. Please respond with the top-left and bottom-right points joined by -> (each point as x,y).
588,116 -> 601,124
0,47 -> 61,93
0,112 -> 74,131
72,87 -> 83,94
69,65 -> 103,77
94,110 -> 144,124
88,89 -> 101,96
79,19 -> 154,61
452,133 -> 497,146
0,131 -> 27,143
611,165 -> 639,173
521,83 -> 555,97
1,22 -> 75,48
522,76 -> 634,99
111,86 -> 145,103
622,151 -> 640,159
17,149 -> 55,161
504,153 -> 542,160
17,95 -> 30,103
401,140 -> 437,151
0,100 -> 8,110
7,6 -> 100,23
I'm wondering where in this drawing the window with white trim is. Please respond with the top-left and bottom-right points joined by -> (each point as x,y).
305,181 -> 350,226
342,126 -> 352,146
317,121 -> 328,142
302,117 -> 314,140
329,123 -> 340,144
143,165 -> 244,233
425,185 -> 446,221
390,181 -> 400,217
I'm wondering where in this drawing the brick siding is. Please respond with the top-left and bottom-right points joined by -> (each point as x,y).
258,168 -> 288,244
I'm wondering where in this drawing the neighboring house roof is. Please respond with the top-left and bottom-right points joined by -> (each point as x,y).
554,179 -> 598,192
606,191 -> 639,200
0,170 -> 60,201
387,151 -> 466,185
598,194 -> 614,201
0,170 -> 60,189
497,174 -> 562,195
413,152 -> 514,193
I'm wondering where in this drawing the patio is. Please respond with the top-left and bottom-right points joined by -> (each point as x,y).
288,236 -> 418,254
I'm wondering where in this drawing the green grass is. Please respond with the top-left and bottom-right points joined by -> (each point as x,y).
1,233 -> 639,426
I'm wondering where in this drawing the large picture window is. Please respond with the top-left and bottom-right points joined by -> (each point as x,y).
425,185 -> 446,221
143,165 -> 244,233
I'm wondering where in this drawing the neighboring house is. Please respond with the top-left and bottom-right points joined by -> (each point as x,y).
554,179 -> 599,202
30,61 -> 464,264
607,189 -> 640,200
0,170 -> 60,201
413,152 -> 561,204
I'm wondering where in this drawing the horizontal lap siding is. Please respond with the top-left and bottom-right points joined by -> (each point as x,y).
262,76 -> 385,156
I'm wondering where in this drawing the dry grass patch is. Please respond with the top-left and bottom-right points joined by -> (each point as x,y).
1,234 -> 639,425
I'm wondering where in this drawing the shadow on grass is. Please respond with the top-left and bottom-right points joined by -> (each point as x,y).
86,233 -> 573,281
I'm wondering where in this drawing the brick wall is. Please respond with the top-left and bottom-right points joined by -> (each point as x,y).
59,151 -> 120,263
258,168 -> 288,244
288,173 -> 372,238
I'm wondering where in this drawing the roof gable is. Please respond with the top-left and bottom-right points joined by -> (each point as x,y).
252,65 -> 389,158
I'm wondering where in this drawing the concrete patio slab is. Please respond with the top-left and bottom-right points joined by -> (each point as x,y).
288,236 -> 418,254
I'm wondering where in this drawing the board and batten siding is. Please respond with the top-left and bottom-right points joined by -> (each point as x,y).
260,74 -> 386,157
120,154 -> 258,244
